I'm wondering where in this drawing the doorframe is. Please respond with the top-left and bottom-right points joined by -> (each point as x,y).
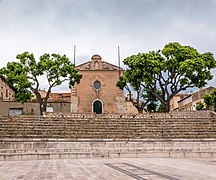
92,99 -> 104,114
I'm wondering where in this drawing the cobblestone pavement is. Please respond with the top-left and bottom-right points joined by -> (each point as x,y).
0,158 -> 216,180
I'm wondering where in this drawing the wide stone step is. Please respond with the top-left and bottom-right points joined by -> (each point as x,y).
0,152 -> 95,161
0,132 -> 215,139
0,138 -> 216,160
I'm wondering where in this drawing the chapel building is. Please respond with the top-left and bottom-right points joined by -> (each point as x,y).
71,54 -> 126,114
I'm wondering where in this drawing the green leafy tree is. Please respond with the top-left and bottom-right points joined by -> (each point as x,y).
116,73 -> 158,113
196,102 -> 204,111
120,42 -> 216,112
0,52 -> 82,115
203,89 -> 216,111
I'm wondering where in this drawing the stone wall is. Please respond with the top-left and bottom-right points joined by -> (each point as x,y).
44,110 -> 212,119
0,139 -> 216,160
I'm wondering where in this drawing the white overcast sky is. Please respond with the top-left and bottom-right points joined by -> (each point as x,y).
0,0 -> 216,92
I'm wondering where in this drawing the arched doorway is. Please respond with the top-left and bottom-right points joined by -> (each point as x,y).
93,100 -> 103,114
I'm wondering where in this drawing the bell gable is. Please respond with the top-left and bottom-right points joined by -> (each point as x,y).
76,54 -> 123,71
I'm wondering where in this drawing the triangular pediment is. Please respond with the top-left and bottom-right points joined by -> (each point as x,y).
76,54 -> 123,71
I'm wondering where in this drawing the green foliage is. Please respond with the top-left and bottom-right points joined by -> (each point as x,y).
0,60 -> 33,103
196,102 -> 204,111
116,72 -> 158,113
157,104 -> 163,112
203,94 -> 213,108
146,102 -> 157,112
119,42 -> 216,112
0,52 -> 82,115
203,89 -> 216,111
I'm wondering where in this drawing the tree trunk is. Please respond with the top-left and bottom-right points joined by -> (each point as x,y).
134,104 -> 144,113
161,101 -> 170,112
138,107 -> 143,113
39,104 -> 43,116
32,86 -> 53,116
42,88 -> 52,114
32,89 -> 44,116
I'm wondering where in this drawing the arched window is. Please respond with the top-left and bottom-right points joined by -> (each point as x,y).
92,99 -> 103,114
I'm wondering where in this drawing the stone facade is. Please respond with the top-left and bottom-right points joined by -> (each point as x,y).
0,76 -> 15,101
71,55 -> 125,114
178,86 -> 215,111
0,101 -> 71,116
170,94 -> 188,111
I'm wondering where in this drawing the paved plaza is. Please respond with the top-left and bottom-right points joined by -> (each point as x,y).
0,158 -> 216,179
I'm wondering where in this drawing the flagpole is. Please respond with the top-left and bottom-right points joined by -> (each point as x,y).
118,46 -> 121,76
74,45 -> 76,65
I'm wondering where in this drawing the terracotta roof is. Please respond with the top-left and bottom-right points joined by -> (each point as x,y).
48,92 -> 71,102
50,93 -> 71,97
174,94 -> 188,97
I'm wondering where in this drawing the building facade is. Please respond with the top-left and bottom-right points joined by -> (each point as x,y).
178,87 -> 215,111
0,101 -> 71,116
0,76 -> 15,101
169,94 -> 188,111
71,54 -> 125,114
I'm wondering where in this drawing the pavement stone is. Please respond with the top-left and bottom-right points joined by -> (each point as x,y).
0,158 -> 216,179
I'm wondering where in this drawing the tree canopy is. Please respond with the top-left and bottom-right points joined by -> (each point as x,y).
203,89 -> 216,111
0,52 -> 82,115
118,42 -> 216,112
116,73 -> 158,113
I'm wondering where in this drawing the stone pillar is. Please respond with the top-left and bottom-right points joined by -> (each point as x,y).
71,87 -> 78,112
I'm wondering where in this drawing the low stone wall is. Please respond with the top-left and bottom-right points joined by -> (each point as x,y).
0,139 -> 216,160
43,110 -> 212,119
43,112 -> 95,118
103,110 -> 212,119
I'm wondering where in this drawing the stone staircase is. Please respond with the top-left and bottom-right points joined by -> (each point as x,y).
0,111 -> 215,139
0,111 -> 216,160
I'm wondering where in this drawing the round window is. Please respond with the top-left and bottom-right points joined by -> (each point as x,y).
93,80 -> 101,90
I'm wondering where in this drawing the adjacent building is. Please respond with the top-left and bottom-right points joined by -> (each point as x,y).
0,86 -> 71,116
31,90 -> 71,113
169,94 -> 188,111
0,76 -> 15,101
49,93 -> 71,102
178,87 -> 215,111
